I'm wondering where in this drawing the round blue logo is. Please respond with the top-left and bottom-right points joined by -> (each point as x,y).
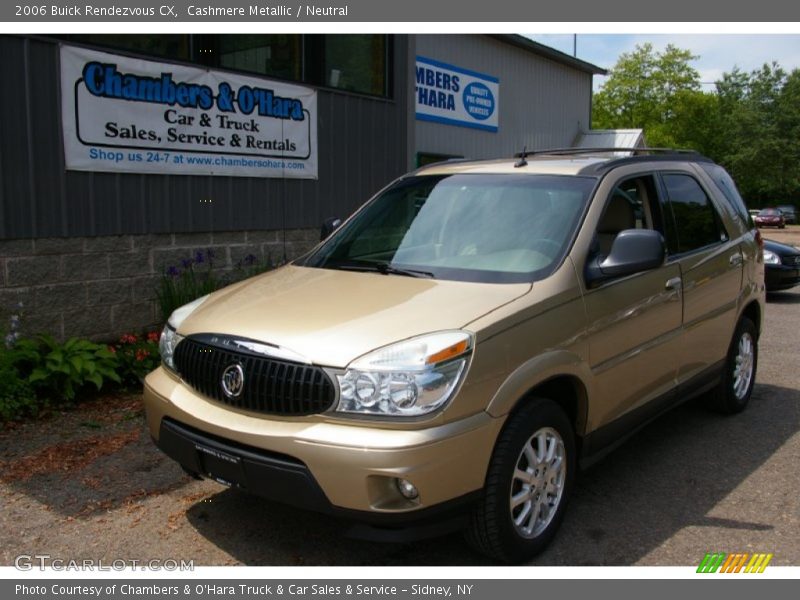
462,82 -> 495,121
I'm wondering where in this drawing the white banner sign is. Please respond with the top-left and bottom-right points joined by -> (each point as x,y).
61,45 -> 318,179
415,56 -> 499,133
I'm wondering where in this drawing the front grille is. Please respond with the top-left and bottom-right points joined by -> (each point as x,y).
173,337 -> 335,416
782,255 -> 800,267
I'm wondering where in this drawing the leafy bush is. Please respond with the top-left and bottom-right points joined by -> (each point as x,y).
0,300 -> 164,421
0,351 -> 39,421
22,336 -> 122,402
0,304 -> 40,420
112,332 -> 161,385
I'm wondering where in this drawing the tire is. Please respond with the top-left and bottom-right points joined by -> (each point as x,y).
708,317 -> 758,414
466,398 -> 575,563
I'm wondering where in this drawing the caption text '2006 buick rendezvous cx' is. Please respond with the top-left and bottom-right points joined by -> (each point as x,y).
144,148 -> 765,562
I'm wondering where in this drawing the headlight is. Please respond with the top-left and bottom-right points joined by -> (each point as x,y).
159,324 -> 184,372
336,331 -> 474,417
160,295 -> 210,371
763,249 -> 781,265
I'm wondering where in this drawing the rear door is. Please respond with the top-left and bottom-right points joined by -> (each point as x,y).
658,171 -> 743,387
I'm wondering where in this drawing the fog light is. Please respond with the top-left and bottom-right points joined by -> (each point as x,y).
396,478 -> 419,500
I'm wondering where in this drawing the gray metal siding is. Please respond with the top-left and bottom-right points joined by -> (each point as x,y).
0,35 -> 409,239
414,35 -> 593,160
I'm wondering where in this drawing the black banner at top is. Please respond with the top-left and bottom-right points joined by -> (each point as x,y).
3,0 -> 800,22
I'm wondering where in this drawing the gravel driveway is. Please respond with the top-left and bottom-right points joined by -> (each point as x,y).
2,286 -> 799,567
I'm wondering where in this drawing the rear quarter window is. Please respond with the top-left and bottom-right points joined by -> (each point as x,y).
698,163 -> 751,227
662,173 -> 728,254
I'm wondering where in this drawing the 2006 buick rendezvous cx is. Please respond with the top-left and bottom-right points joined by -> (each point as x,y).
144,148 -> 765,562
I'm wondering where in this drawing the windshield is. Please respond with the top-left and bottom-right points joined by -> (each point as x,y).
302,174 -> 596,283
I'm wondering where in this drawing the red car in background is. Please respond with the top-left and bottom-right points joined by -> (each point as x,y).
754,208 -> 786,229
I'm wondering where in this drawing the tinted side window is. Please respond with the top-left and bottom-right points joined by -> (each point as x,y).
662,174 -> 727,254
699,163 -> 750,226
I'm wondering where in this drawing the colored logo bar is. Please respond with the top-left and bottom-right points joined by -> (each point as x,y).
697,552 -> 773,573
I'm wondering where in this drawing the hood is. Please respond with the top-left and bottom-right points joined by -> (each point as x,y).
764,239 -> 799,254
179,265 -> 531,367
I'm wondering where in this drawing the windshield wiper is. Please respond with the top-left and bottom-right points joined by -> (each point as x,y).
375,263 -> 435,278
325,261 -> 434,278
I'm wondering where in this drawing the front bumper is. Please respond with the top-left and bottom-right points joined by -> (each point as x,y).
143,367 -> 503,519
765,264 -> 800,292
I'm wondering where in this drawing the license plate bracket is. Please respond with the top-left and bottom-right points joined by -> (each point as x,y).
194,443 -> 245,488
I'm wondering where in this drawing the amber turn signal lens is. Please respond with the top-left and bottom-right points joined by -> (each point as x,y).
425,339 -> 469,365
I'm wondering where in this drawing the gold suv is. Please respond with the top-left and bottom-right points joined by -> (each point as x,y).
144,149 -> 765,562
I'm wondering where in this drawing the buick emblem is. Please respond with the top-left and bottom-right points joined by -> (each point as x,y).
221,363 -> 245,398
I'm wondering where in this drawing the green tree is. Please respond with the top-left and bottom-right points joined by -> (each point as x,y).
593,43 -> 703,147
715,64 -> 800,204
594,44 -> 800,206
663,89 -> 722,156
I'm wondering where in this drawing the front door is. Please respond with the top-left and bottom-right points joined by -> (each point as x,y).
583,174 -> 683,443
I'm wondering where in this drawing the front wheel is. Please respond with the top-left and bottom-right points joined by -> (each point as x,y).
466,398 -> 575,563
708,317 -> 758,414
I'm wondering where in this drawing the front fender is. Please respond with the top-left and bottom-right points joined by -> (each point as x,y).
484,349 -> 593,434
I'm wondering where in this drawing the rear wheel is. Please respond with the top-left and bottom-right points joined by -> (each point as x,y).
708,317 -> 758,414
466,398 -> 575,563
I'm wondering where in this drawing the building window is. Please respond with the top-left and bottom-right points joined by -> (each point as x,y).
416,152 -> 463,168
61,34 -> 191,61
320,35 -> 388,96
58,34 -> 391,99
215,35 -> 302,81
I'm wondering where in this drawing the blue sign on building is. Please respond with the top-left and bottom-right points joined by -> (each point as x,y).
415,56 -> 499,133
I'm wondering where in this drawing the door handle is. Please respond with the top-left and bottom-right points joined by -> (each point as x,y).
729,253 -> 743,267
665,277 -> 682,291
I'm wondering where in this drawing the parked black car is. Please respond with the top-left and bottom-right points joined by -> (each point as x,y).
764,239 -> 800,292
777,205 -> 797,225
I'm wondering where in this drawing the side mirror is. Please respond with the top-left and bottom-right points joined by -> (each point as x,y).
586,229 -> 666,286
320,217 -> 342,241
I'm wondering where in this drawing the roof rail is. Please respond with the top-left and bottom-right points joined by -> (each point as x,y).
408,156 -> 475,176
514,147 -> 700,157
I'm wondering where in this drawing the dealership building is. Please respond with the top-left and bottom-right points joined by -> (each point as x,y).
0,33 -> 604,340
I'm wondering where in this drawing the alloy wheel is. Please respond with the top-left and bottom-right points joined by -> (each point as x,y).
509,427 -> 566,539
733,331 -> 755,400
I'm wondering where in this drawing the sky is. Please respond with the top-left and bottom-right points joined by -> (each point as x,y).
527,34 -> 800,91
